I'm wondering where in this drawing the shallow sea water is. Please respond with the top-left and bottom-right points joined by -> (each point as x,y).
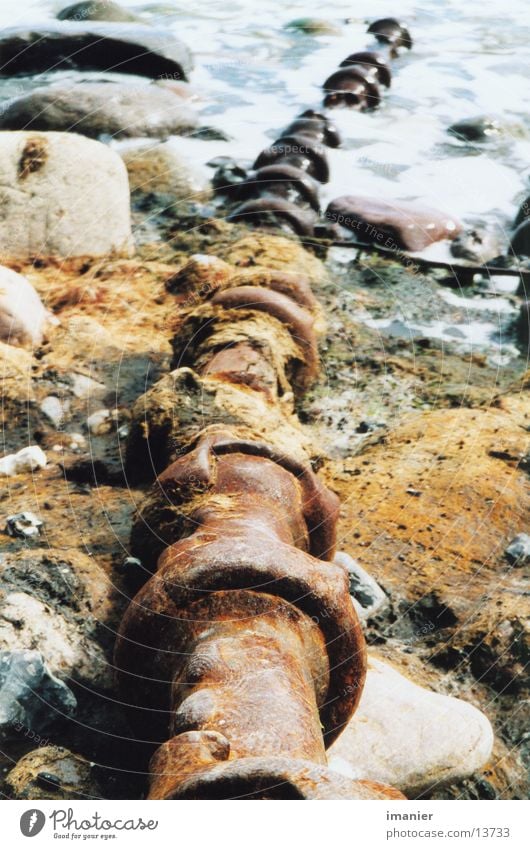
1,0 -> 529,359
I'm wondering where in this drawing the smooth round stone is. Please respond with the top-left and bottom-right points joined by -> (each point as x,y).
326,194 -> 462,252
327,656 -> 494,796
0,82 -> 199,140
0,266 -> 55,347
57,1 -> 140,22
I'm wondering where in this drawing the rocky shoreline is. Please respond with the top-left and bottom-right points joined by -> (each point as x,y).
0,2 -> 528,801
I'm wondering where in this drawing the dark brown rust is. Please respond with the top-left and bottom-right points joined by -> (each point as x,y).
339,51 -> 392,88
323,67 -> 381,110
210,285 -> 318,383
227,196 -> 318,236
117,319 -> 403,800
237,164 -> 321,211
116,24 -> 415,791
147,733 -> 405,800
231,268 -> 318,312
253,135 -> 329,183
116,426 -> 375,797
167,254 -> 319,312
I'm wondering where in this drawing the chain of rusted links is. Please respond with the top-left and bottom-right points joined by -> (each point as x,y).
222,18 -> 412,237
114,20 -> 412,801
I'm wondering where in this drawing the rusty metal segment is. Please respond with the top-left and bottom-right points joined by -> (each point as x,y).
210,285 -> 318,383
117,531 -> 366,743
148,736 -> 404,800
154,426 -> 338,559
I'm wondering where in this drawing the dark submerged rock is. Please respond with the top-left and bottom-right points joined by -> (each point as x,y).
448,116 -> 502,143
510,220 -> 530,258
0,22 -> 193,80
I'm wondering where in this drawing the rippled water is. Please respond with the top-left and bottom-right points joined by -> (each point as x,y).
2,0 -> 530,237
1,0 -> 528,359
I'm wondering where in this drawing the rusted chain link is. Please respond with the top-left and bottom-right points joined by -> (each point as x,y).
221,18 -> 411,236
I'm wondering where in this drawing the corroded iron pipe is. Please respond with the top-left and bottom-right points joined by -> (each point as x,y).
116,429 -> 401,798
116,244 -> 405,797
115,22 -> 414,795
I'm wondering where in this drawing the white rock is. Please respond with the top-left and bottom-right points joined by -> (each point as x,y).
0,445 -> 47,476
0,592 -> 109,689
70,373 -> 107,400
0,132 -> 134,259
86,408 -> 111,434
334,551 -> 388,619
0,265 -> 55,347
505,533 -> 530,566
5,512 -> 43,539
327,656 -> 494,796
40,395 -> 68,427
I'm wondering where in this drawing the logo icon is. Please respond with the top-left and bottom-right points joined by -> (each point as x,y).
20,810 -> 46,837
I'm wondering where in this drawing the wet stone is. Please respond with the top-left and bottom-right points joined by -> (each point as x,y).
0,650 -> 77,741
447,116 -> 502,143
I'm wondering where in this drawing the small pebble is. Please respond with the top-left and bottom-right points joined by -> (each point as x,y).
40,395 -> 68,428
334,551 -> 388,619
86,409 -> 111,435
5,511 -> 43,539
505,533 -> 530,567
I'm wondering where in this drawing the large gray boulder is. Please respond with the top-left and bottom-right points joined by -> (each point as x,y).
0,22 -> 192,80
0,82 -> 199,140
0,131 -> 133,259
0,549 -> 112,690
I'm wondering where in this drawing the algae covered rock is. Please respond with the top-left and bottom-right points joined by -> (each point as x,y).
6,746 -> 102,800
